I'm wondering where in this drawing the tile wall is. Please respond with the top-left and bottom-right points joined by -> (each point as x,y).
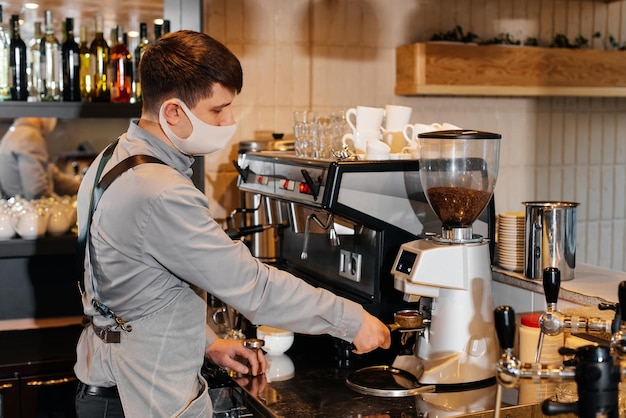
201,0 -> 626,272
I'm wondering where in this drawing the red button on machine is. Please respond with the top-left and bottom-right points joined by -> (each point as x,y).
256,175 -> 269,185
280,180 -> 295,191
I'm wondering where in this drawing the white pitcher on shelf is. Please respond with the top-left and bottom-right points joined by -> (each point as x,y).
11,208 -> 49,239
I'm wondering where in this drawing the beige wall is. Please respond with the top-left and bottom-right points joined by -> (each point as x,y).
9,0 -> 622,271
201,0 -> 626,272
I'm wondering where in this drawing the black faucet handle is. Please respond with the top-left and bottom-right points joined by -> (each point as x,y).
494,305 -> 516,351
543,267 -> 561,305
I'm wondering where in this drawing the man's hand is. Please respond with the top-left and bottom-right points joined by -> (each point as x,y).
205,339 -> 267,376
350,311 -> 391,354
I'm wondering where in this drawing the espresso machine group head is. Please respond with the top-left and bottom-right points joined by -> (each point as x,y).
391,130 -> 501,387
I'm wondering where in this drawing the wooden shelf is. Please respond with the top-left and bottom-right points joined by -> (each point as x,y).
395,42 -> 626,97
0,102 -> 141,119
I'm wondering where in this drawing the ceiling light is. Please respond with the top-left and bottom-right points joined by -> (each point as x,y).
24,3 -> 39,9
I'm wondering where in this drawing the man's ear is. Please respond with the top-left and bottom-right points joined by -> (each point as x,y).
161,100 -> 181,126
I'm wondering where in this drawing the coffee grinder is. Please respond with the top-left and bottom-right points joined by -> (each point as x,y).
391,130 -> 501,387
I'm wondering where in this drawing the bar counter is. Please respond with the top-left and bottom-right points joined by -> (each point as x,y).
225,334 -> 544,418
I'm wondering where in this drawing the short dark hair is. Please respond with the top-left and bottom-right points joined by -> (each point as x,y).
139,30 -> 243,115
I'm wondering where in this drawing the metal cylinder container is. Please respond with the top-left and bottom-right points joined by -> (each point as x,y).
523,201 -> 579,281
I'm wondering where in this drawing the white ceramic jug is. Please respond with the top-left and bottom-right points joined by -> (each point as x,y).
0,212 -> 15,240
12,210 -> 49,239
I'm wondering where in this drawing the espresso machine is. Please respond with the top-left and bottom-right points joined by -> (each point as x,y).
390,130 -> 502,387
236,137 -> 496,375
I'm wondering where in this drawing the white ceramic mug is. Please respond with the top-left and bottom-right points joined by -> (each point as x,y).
403,123 -> 440,147
383,105 -> 413,132
382,131 -> 406,153
440,122 -> 462,131
342,129 -> 380,154
401,145 -> 420,159
366,140 -> 391,160
345,106 -> 385,133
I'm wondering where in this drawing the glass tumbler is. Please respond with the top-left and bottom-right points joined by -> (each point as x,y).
293,111 -> 319,158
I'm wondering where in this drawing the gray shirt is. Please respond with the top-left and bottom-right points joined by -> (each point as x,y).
0,121 -> 80,199
0,122 -> 52,199
74,120 -> 363,387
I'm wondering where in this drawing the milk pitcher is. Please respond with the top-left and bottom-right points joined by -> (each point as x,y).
523,201 -> 579,281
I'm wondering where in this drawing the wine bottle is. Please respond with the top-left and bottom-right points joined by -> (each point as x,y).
0,6 -> 11,101
154,21 -> 163,41
61,17 -> 81,101
78,24 -> 92,100
9,14 -> 28,101
40,10 -> 61,101
108,25 -> 131,103
132,22 -> 150,103
27,21 -> 42,101
89,15 -> 109,102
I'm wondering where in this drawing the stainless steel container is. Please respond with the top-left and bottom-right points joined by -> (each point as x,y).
523,201 -> 579,281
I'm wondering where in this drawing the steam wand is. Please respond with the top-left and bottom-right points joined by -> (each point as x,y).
300,212 -> 338,260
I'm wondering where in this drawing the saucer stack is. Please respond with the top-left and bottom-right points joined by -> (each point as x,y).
496,212 -> 525,272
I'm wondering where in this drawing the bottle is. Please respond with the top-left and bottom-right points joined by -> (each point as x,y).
61,17 -> 81,101
154,21 -> 163,41
40,10 -> 61,101
9,14 -> 28,101
0,6 -> 11,101
27,21 -> 42,101
132,22 -> 150,103
89,15 -> 109,102
108,25 -> 131,103
78,24 -> 92,100
163,20 -> 170,36
517,312 -> 563,404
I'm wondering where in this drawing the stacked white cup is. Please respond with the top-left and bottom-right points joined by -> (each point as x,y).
341,106 -> 385,155
381,105 -> 413,155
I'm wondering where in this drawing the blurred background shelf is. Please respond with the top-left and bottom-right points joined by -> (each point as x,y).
0,102 -> 142,119
396,42 -> 626,97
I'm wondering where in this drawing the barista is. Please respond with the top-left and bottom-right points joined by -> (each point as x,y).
0,117 -> 81,199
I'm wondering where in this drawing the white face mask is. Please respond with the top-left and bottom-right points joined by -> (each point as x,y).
159,99 -> 237,156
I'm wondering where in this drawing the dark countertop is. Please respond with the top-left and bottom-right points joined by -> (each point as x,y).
227,334 -> 520,418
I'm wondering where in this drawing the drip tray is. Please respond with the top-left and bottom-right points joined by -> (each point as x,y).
346,365 -> 435,397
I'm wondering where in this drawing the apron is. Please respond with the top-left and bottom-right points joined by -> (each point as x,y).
108,287 -> 212,417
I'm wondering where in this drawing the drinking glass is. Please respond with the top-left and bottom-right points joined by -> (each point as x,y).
293,111 -> 319,158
